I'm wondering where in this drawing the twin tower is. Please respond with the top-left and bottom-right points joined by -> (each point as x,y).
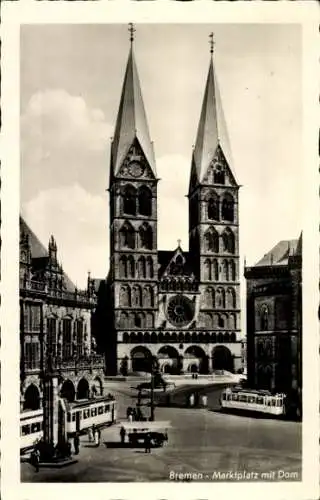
105,27 -> 241,375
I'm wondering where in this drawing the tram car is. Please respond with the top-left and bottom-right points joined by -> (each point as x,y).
66,395 -> 117,435
20,396 -> 117,453
220,387 -> 287,417
20,409 -> 43,454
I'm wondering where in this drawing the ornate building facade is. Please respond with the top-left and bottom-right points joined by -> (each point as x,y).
20,217 -> 105,411
94,33 -> 242,375
245,235 -> 302,399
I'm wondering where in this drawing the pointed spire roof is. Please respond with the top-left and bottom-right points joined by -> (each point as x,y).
193,54 -> 233,184
111,40 -> 156,176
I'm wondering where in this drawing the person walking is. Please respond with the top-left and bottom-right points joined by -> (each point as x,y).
32,447 -> 40,473
128,412 -> 133,423
144,433 -> 151,454
74,432 -> 80,455
94,427 -> 101,447
120,426 -> 126,444
88,426 -> 94,443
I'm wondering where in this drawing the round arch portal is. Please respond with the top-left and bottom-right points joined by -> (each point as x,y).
23,384 -> 41,411
212,345 -> 234,372
77,378 -> 90,400
185,345 -> 209,374
60,379 -> 76,402
131,346 -> 153,373
157,345 -> 180,374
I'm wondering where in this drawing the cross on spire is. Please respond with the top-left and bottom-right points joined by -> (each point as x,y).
209,32 -> 215,55
128,23 -> 136,45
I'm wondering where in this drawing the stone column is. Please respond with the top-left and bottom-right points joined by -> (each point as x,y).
43,375 -> 60,447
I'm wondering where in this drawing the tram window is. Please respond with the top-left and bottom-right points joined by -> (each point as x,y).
239,395 -> 247,402
98,406 -> 103,415
67,413 -> 71,422
257,397 -> 264,404
105,404 -> 110,412
31,423 -> 40,433
83,410 -> 89,419
248,396 -> 256,404
91,408 -> 97,417
267,400 -> 271,406
72,413 -> 76,422
271,400 -> 276,406
232,394 -> 238,401
21,425 -> 30,436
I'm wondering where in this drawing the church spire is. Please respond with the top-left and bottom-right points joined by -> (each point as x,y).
111,24 -> 156,177
192,34 -> 233,184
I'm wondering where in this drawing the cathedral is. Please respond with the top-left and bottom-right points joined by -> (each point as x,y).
94,29 -> 242,376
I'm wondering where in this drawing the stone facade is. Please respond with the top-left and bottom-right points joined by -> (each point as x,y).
244,237 -> 302,397
20,218 -> 105,411
93,41 -> 242,376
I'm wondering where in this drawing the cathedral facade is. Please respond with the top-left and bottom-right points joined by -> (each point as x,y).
95,33 -> 242,376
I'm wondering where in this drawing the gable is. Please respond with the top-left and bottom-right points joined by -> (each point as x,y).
201,145 -> 238,188
116,138 -> 156,181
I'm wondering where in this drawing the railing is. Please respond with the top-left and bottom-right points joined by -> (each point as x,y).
20,279 -> 96,305
45,354 -> 105,372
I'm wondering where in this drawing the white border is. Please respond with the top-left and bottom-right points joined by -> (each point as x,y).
1,2 -> 319,500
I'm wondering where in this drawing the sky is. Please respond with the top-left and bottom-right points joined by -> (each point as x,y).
20,23 -> 302,307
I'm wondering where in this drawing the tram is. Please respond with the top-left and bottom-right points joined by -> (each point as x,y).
220,387 -> 287,417
20,396 -> 117,453
20,409 -> 43,453
65,396 -> 117,435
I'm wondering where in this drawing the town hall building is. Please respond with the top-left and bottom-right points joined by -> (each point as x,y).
94,29 -> 242,376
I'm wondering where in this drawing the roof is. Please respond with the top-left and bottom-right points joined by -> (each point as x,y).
158,248 -> 195,279
111,45 -> 156,176
193,56 -> 234,184
20,216 -> 76,292
254,238 -> 301,267
20,216 -> 47,258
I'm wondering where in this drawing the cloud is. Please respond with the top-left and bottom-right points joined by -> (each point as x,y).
22,184 -> 109,288
21,89 -> 113,202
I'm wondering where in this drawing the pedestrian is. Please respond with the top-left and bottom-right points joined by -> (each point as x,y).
202,394 -> 208,408
88,426 -> 94,443
120,426 -> 126,444
128,412 -> 133,423
94,427 -> 101,447
144,433 -> 151,453
189,393 -> 195,407
132,407 -> 137,421
32,447 -> 40,473
74,432 -> 80,455
67,440 -> 72,458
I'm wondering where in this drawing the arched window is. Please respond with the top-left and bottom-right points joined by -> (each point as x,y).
213,259 -> 219,280
222,228 -> 235,254
204,227 -> 219,253
218,315 -> 225,328
216,288 -> 225,309
127,255 -> 135,278
119,255 -> 127,278
230,260 -> 236,281
138,186 -> 152,216
207,192 -> 220,220
120,222 -> 135,249
204,287 -> 214,308
138,256 -> 146,278
223,260 -> 229,281
227,288 -> 236,308
132,286 -> 142,307
120,286 -> 131,307
146,313 -> 154,328
229,313 -> 236,330
146,256 -> 154,278
221,193 -> 234,222
119,312 -> 128,328
123,185 -> 137,215
204,259 -> 212,280
204,313 -> 212,329
138,223 -> 152,250
260,305 -> 269,331
143,286 -> 154,308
